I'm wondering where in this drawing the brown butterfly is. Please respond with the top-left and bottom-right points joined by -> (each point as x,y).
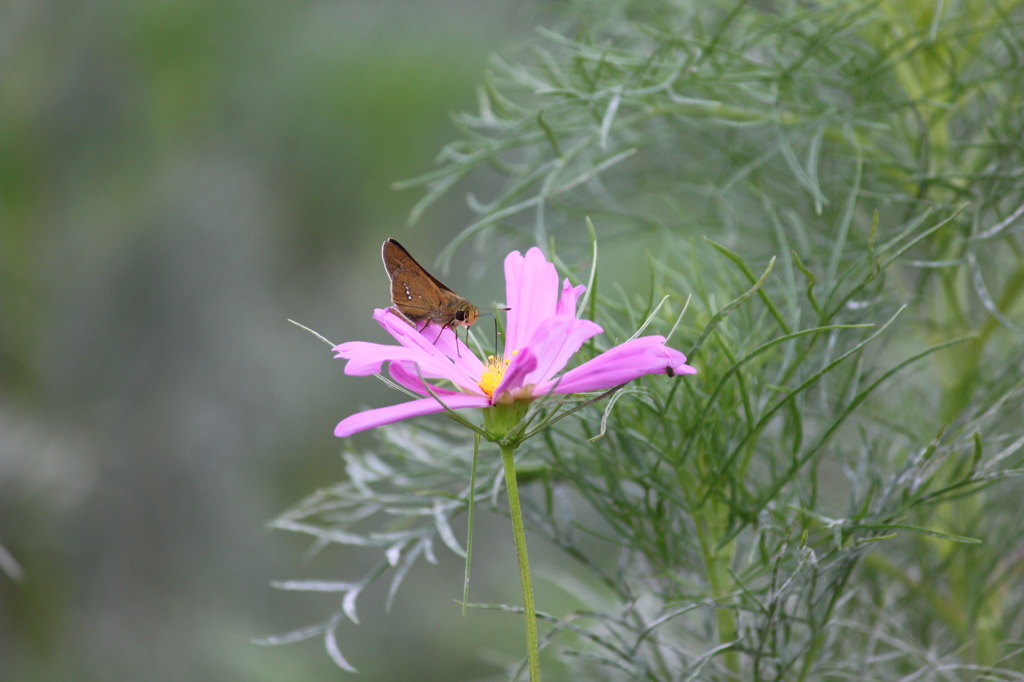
382,238 -> 480,338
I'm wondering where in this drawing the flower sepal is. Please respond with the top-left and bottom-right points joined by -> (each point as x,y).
481,400 -> 531,445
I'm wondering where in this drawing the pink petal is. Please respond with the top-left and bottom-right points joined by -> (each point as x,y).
389,361 -> 485,397
334,394 -> 492,437
374,308 -> 440,352
376,308 -> 486,378
344,307 -> 483,387
492,348 -> 539,398
503,247 -> 559,353
408,321 -> 487,377
333,341 -> 437,377
541,336 -> 696,394
375,308 -> 446,355
556,279 -> 586,317
516,317 -> 602,388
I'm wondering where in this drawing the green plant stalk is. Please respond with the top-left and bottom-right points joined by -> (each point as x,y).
463,433 -> 481,616
928,282 -> 1003,657
941,262 -> 1024,420
678,442 -> 740,674
501,443 -> 540,681
691,491 -> 740,674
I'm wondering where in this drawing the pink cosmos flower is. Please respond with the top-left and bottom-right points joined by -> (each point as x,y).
333,247 -> 696,437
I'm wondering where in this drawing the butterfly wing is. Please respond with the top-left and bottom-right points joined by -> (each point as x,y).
383,238 -> 455,292
382,238 -> 471,327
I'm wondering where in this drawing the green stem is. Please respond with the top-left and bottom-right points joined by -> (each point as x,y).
697,510 -> 739,674
941,262 -> 1024,420
683,452 -> 739,674
500,443 -> 540,682
463,433 -> 480,616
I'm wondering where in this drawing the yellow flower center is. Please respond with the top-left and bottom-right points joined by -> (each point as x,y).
478,354 -> 512,398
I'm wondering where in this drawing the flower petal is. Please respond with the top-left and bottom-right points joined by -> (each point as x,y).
493,347 -> 538,398
556,279 -> 586,317
334,394 -> 492,437
377,308 -> 486,378
409,321 -> 487,378
516,317 -> 603,388
333,341 -> 434,376
348,307 -> 483,385
389,361 -> 485,397
504,247 -> 559,353
541,336 -> 696,394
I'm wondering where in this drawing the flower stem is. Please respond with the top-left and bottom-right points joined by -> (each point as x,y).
463,433 -> 480,616
500,443 -> 540,681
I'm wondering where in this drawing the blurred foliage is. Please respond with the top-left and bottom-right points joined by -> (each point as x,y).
0,0 -> 528,680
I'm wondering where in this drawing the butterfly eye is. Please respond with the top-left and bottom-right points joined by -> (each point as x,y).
455,310 -> 468,321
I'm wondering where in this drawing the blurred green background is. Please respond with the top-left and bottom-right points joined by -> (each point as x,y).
0,0 -> 536,679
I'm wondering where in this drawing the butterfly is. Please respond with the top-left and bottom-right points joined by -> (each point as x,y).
382,238 -> 480,338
